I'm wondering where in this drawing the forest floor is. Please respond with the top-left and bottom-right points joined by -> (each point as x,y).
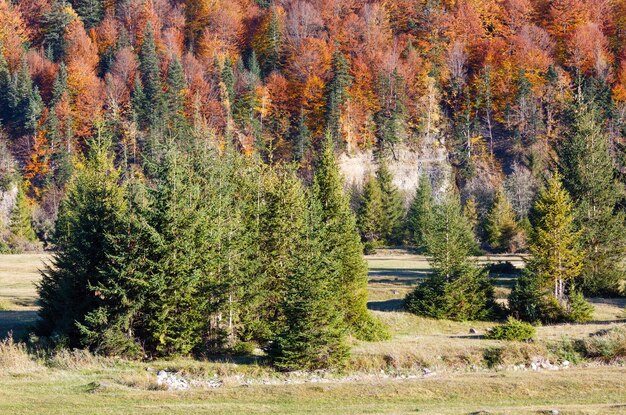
0,251 -> 625,414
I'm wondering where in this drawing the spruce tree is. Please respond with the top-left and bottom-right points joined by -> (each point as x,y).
138,24 -> 163,128
559,103 -> 626,296
325,51 -> 352,143
358,175 -> 384,245
510,174 -> 588,323
293,109 -> 310,163
8,184 -> 37,247
70,0 -> 104,29
165,58 -> 187,128
37,131 -> 127,346
405,190 -> 496,321
271,180 -> 349,370
376,161 -> 405,245
406,174 -> 434,252
137,148 -> 214,356
485,188 -> 520,253
41,1 -> 75,62
312,133 -> 388,340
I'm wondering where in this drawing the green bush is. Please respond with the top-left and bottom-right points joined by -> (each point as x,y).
485,317 -> 536,341
230,341 -> 256,356
566,290 -> 594,323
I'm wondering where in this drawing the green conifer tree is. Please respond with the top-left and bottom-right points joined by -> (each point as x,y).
271,178 -> 349,370
70,0 -> 104,28
405,190 -> 496,321
325,51 -> 352,143
485,188 -> 520,253
559,103 -> 626,296
138,24 -> 163,128
406,174 -> 434,251
358,175 -> 384,245
313,133 -> 388,340
510,174 -> 588,323
9,184 -> 37,246
376,160 -> 405,245
37,131 -> 127,346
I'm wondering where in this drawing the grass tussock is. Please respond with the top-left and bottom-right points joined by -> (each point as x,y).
0,299 -> 14,311
45,349 -> 115,370
0,336 -> 40,373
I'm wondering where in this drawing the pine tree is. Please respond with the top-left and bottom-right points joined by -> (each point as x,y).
358,175 -> 384,245
376,160 -> 405,245
485,188 -> 520,253
405,190 -> 496,321
559,103 -> 626,296
37,131 -> 127,346
325,51 -> 352,143
510,174 -> 587,323
313,133 -> 388,341
406,174 -> 434,252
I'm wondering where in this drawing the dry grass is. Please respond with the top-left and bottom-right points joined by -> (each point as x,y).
0,336 -> 40,374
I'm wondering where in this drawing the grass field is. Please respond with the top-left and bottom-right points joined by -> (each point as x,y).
0,251 -> 625,414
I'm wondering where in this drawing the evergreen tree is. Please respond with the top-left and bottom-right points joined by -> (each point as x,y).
358,175 -> 383,245
374,70 -> 405,155
50,63 -> 68,107
271,179 -> 349,370
37,132 -> 127,346
313,133 -> 388,340
376,161 -> 405,245
70,0 -> 104,29
41,1 -> 75,62
138,24 -> 163,128
510,174 -> 588,323
137,148 -> 215,356
463,195 -> 479,236
405,190 -> 496,321
485,188 -> 520,253
325,51 -> 352,143
559,103 -> 626,296
293,109 -> 310,163
406,174 -> 434,251
253,7 -> 282,76
165,58 -> 187,127
9,184 -> 37,246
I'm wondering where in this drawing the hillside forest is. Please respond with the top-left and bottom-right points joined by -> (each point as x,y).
0,0 -> 626,369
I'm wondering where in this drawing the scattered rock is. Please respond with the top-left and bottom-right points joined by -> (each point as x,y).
469,411 -> 492,415
156,370 -> 189,391
469,328 -> 478,334
561,360 -> 570,368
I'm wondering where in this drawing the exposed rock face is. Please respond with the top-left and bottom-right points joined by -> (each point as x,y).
0,185 -> 17,228
338,140 -> 451,201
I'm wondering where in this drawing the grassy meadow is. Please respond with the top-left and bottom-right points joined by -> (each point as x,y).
0,251 -> 625,414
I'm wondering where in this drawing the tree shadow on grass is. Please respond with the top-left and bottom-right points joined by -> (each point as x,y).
0,310 -> 38,339
367,299 -> 404,312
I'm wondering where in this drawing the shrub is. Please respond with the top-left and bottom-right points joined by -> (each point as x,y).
579,328 -> 626,363
566,290 -> 594,323
485,317 -> 536,341
231,341 -> 256,356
